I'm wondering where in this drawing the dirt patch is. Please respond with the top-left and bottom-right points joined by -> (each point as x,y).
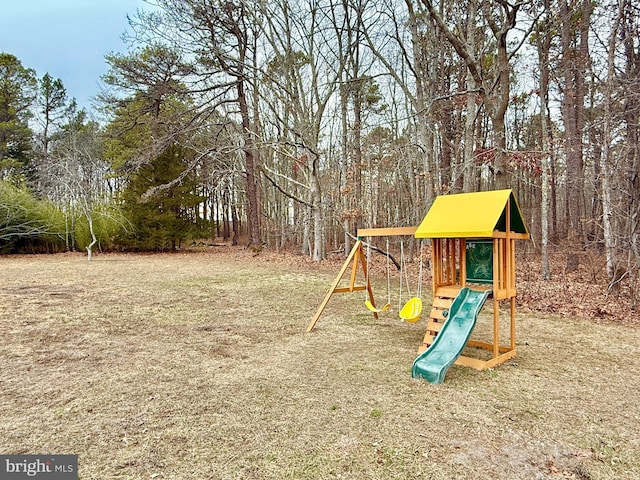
0,250 -> 638,479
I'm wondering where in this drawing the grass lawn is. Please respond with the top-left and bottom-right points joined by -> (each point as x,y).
1,249 -> 639,479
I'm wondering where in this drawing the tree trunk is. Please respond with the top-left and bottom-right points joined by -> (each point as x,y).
237,80 -> 262,252
310,154 -> 324,261
490,114 -> 509,190
85,213 -> 97,261
463,70 -> 477,192
559,0 -> 591,244
340,82 -> 351,257
537,1 -> 552,280
601,0 -> 625,283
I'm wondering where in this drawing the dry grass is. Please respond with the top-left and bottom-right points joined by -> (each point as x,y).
1,249 -> 639,480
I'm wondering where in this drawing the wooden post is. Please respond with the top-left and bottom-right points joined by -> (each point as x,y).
510,296 -> 516,350
349,246 -> 361,292
493,298 -> 500,358
432,238 -> 441,294
510,239 -> 517,295
450,239 -> 456,284
460,239 -> 467,287
492,238 -> 500,358
505,199 -> 512,297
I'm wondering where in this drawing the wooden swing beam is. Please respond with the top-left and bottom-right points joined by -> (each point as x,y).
357,226 -> 418,238
306,227 -> 417,332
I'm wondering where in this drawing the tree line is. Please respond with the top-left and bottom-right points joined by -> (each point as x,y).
1,0 -> 638,305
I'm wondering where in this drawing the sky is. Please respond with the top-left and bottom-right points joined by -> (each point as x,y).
0,0 -> 150,112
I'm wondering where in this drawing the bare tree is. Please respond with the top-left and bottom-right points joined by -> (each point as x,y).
419,0 -> 540,189
43,120 -> 114,259
363,0 -> 438,211
599,0 -> 625,283
558,0 -> 591,251
259,0 -> 346,260
535,0 -> 554,280
617,0 -> 640,304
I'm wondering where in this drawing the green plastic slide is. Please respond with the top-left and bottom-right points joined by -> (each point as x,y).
411,287 -> 491,384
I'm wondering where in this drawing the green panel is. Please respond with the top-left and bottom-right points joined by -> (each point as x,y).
495,194 -> 529,234
509,195 -> 527,233
466,240 -> 493,283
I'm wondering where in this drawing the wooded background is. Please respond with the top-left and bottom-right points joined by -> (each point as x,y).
1,0 -> 638,304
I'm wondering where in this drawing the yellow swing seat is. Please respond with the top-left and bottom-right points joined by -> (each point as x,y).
399,297 -> 422,322
365,300 -> 391,313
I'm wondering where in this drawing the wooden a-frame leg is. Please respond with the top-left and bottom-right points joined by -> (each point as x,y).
307,241 -> 374,332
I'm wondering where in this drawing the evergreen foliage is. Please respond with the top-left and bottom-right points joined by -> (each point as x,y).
117,144 -> 208,251
0,53 -> 36,180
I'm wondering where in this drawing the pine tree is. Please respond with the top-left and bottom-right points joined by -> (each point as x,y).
119,144 -> 206,251
0,53 -> 36,180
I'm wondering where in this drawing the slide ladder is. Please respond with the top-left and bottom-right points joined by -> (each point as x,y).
411,288 -> 491,384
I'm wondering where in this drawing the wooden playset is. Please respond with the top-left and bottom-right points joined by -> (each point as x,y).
307,189 -> 530,376
414,189 -> 530,370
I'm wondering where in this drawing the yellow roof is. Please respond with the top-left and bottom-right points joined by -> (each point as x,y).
415,189 -> 529,239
